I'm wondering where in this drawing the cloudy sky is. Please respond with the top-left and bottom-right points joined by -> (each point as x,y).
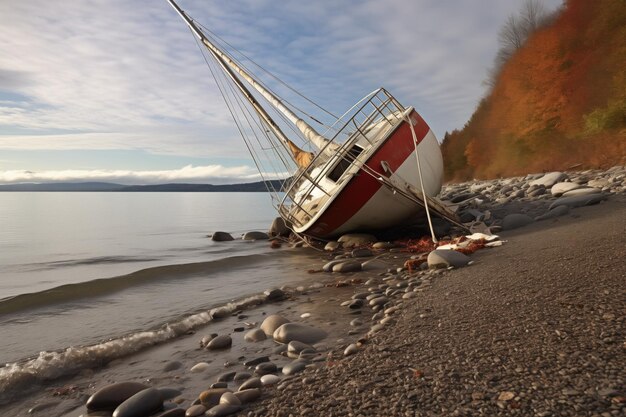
0,0 -> 562,185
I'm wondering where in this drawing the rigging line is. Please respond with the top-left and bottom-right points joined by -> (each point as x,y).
211,48 -> 295,196
221,68 -> 294,187
193,30 -> 273,194
195,20 -> 339,122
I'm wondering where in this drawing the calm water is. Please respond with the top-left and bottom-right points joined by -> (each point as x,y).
0,192 -> 319,400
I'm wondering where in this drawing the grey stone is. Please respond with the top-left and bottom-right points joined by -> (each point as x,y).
244,328 -> 266,342
211,232 -> 234,242
217,371 -> 236,382
551,182 -> 580,196
549,193 -> 606,210
242,231 -> 269,240
260,314 -> 290,336
185,404 -> 206,417
332,260 -> 362,273
243,356 -> 269,367
205,404 -> 241,417
264,288 -> 286,301
268,217 -> 290,237
199,389 -> 231,408
207,335 -> 232,350
344,344 -> 358,356
529,172 -> 567,187
273,323 -> 328,344
324,241 -> 341,251
322,260 -> 345,272
87,381 -> 149,411
238,377 -> 262,391
427,250 -> 471,269
112,388 -> 163,417
254,362 -> 277,375
219,392 -> 241,406
155,408 -> 186,417
282,359 -> 308,375
158,388 -> 182,401
562,187 -> 602,197
233,389 -> 262,404
287,340 -> 314,354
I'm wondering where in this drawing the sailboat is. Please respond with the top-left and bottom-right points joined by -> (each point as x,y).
167,0 -> 459,239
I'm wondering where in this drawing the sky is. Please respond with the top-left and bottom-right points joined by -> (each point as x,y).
0,0 -> 563,185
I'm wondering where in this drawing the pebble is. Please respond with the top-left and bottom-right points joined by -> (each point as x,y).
242,231 -> 269,240
282,360 -> 308,375
260,374 -> 281,385
427,250 -> 471,269
344,343 -> 358,356
244,328 -> 267,342
260,314 -> 290,336
273,323 -> 328,344
185,404 -> 206,417
112,388 -> 163,417
207,335 -> 232,350
211,231 -> 234,242
219,392 -> 242,406
205,404 -> 241,417
238,377 -> 263,391
86,381 -> 149,411
198,389 -> 231,408
337,233 -> 377,247
233,388 -> 262,404
332,260 -> 362,273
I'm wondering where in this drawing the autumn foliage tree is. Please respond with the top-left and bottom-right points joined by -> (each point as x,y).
442,0 -> 626,181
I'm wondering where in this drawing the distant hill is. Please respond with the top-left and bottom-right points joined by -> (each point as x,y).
442,0 -> 626,180
0,180 -> 284,192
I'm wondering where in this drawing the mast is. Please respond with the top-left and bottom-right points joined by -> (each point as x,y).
166,0 -> 334,157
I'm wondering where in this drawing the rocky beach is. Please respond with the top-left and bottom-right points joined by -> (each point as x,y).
2,167 -> 624,417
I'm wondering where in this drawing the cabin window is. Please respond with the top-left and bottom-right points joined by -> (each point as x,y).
327,145 -> 364,182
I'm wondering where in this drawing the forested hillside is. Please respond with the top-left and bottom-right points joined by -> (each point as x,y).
441,0 -> 626,181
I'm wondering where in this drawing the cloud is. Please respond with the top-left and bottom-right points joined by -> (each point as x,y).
0,164 -> 273,185
0,0 -> 563,165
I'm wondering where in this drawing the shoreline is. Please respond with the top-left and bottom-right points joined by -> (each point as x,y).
1,168 -> 624,417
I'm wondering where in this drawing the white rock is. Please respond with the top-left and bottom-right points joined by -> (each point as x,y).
260,374 -> 281,385
551,182 -> 580,196
190,362 -> 211,372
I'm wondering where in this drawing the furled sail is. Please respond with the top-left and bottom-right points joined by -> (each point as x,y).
166,0 -> 335,163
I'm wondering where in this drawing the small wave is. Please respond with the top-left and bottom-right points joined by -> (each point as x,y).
0,293 -> 269,405
0,253 -> 276,316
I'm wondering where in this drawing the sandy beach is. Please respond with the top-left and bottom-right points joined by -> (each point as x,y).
1,169 -> 624,417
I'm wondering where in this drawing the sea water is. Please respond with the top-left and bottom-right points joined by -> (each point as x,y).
0,192 -> 320,403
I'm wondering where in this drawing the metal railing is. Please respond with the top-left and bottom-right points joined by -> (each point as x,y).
278,88 -> 407,228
